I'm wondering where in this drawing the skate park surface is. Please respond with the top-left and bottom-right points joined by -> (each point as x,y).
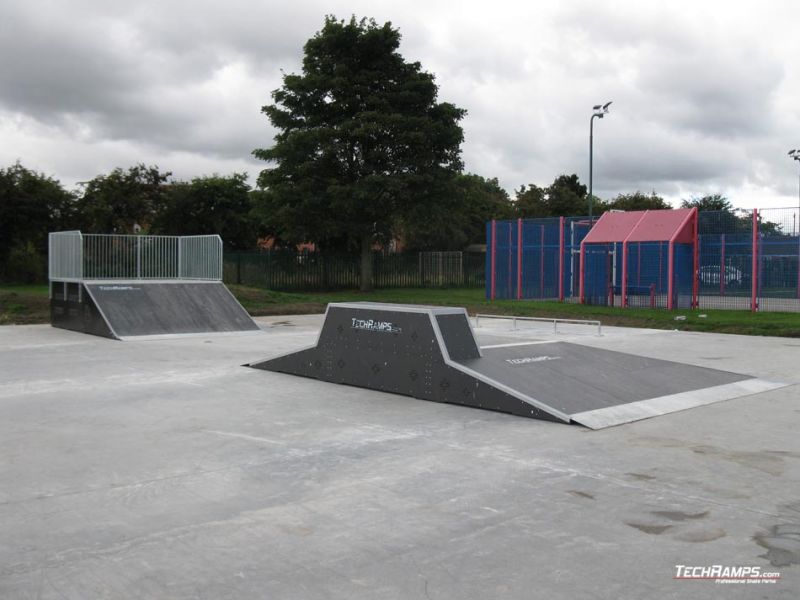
1,315 -> 798,599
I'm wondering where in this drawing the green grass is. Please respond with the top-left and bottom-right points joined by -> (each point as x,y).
0,284 -> 50,325
3,283 -> 800,337
230,285 -> 800,338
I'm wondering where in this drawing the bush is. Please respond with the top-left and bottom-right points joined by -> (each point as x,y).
0,243 -> 47,284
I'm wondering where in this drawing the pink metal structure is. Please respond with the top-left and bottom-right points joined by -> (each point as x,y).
579,208 -> 698,309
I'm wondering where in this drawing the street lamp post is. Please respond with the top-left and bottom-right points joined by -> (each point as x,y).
589,101 -> 612,220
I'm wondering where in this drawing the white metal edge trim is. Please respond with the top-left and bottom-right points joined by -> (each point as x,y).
216,281 -> 260,327
428,311 -> 571,423
314,303 -> 332,346
460,306 -> 483,358
119,330 -> 265,342
570,379 -> 788,430
327,302 -> 464,314
80,282 -> 121,340
480,341 -> 560,349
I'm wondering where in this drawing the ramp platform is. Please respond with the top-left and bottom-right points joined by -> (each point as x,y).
248,303 -> 783,428
51,280 -> 260,340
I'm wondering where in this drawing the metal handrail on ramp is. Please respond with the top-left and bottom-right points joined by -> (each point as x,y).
473,314 -> 602,336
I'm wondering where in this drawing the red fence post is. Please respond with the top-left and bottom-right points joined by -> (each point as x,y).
490,220 -> 496,300
720,233 -> 726,296
579,241 -> 586,304
558,217 -> 565,302
516,219 -> 523,300
692,207 -> 699,309
751,209 -> 758,312
667,241 -> 675,310
622,241 -> 628,307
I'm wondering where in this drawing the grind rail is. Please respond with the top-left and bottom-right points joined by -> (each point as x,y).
473,313 -> 602,336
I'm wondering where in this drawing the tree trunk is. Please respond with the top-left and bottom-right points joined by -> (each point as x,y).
360,233 -> 373,292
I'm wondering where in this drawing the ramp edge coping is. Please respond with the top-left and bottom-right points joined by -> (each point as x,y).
570,378 -> 788,429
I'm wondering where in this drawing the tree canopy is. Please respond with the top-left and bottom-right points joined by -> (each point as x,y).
151,173 -> 256,249
681,194 -> 732,212
607,191 -> 670,212
0,162 -> 76,281
515,174 -> 588,218
76,164 -> 170,233
401,174 -> 513,250
253,15 -> 466,289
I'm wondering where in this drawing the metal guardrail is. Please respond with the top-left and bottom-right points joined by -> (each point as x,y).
48,231 -> 223,281
473,313 -> 602,336
48,230 -> 83,281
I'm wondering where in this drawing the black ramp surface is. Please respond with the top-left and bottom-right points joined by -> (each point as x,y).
251,303 -> 562,422
455,343 -> 749,415
85,281 -> 259,338
435,313 -> 481,360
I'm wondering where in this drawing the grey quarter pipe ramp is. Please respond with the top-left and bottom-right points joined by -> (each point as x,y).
51,280 -> 260,340
248,302 -> 784,428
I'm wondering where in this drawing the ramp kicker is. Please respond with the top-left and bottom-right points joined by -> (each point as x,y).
50,280 -> 260,340
248,303 -> 784,428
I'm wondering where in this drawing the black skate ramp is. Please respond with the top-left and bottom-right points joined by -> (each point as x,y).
51,280 -> 259,340
248,302 -> 784,428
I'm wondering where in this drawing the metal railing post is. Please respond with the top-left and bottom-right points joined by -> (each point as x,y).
136,236 -> 142,279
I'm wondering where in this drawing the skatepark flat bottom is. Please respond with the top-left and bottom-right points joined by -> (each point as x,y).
1,317 -> 799,599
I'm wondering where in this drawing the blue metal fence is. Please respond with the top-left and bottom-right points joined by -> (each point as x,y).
486,208 -> 800,312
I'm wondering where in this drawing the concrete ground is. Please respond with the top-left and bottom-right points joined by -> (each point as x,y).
0,315 -> 798,599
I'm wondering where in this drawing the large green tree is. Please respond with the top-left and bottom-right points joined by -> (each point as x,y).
0,162 -> 76,281
254,16 -> 466,290
76,164 -> 170,233
401,173 -> 513,250
514,174 -> 590,218
514,184 -> 548,218
608,191 -> 670,211
548,174 -> 588,216
151,173 -> 257,249
680,194 -> 731,212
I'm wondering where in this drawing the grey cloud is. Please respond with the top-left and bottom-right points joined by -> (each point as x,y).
0,0 -> 798,208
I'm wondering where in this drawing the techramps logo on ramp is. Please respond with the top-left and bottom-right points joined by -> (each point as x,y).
504,356 -> 562,366
350,318 -> 402,334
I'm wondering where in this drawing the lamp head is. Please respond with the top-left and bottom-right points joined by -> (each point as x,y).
593,101 -> 612,117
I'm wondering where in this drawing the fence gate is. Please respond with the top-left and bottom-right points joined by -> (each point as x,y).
419,251 -> 463,287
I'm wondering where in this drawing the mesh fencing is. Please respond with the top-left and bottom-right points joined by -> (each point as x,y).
487,208 -> 800,312
49,232 -> 222,281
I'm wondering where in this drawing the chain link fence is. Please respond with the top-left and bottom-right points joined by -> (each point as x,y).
224,250 -> 485,291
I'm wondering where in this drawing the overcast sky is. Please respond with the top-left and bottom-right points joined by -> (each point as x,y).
2,0 -> 799,209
